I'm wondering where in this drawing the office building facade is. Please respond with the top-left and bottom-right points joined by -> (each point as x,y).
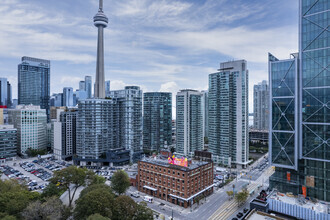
0,78 -> 12,108
109,86 -> 143,162
253,80 -> 269,130
269,0 -> 330,201
18,56 -> 50,120
0,125 -> 17,162
85,76 -> 92,98
79,81 -> 86,91
208,60 -> 249,168
8,105 -> 47,156
58,109 -> 77,160
176,89 -> 203,157
63,87 -> 74,107
201,90 -> 209,139
143,92 -> 172,152
76,99 -> 119,165
105,80 -> 110,97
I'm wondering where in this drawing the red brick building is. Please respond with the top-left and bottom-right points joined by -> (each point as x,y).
137,158 -> 214,208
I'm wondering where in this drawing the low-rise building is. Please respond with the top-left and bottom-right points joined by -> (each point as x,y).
0,124 -> 17,163
137,157 -> 214,208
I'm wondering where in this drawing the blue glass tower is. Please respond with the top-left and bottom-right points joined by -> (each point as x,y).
143,92 -> 172,152
18,56 -> 50,121
269,0 -> 329,201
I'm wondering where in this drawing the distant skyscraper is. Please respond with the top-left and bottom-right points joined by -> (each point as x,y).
253,80 -> 269,130
176,89 -> 203,157
8,105 -> 47,155
269,0 -> 329,201
105,80 -> 110,97
0,78 -> 8,106
79,81 -> 86,91
143,92 -> 172,152
50,93 -> 63,107
63,87 -> 73,107
18,56 -> 50,121
85,76 -> 92,98
76,99 -> 118,164
6,81 -> 12,108
93,0 -> 108,98
74,90 -> 87,104
208,60 -> 249,168
201,90 -> 209,139
109,86 -> 143,162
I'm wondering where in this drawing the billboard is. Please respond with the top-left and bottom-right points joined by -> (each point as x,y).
168,155 -> 188,167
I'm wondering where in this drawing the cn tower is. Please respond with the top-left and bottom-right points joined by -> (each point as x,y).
93,0 -> 108,98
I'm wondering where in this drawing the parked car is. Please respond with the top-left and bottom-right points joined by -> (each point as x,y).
131,192 -> 140,198
236,212 -> 243,218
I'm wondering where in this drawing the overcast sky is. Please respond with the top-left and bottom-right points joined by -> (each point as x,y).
0,0 -> 298,115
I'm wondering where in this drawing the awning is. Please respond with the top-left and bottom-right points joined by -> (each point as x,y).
169,184 -> 214,201
143,185 -> 158,191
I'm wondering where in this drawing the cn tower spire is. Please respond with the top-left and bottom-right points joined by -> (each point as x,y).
93,0 -> 108,98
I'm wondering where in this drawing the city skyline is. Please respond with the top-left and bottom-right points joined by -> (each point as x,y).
0,0 -> 298,113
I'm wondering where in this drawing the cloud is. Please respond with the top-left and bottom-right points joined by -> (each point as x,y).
142,26 -> 297,63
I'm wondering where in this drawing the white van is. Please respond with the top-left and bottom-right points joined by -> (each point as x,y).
143,196 -> 154,203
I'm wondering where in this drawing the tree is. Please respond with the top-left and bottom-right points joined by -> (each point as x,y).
50,166 -> 96,208
74,188 -> 115,220
21,196 -> 64,220
79,184 -> 112,199
87,214 -> 111,220
112,196 -> 137,220
111,170 -> 130,195
42,183 -> 66,198
226,191 -> 234,200
134,202 -> 153,220
0,215 -> 16,220
235,189 -> 249,207
0,179 -> 40,218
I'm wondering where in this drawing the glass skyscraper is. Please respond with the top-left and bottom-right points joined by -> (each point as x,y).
208,60 -> 249,168
85,76 -> 92,98
143,92 -> 172,152
109,86 -> 143,162
253,80 -> 269,130
105,80 -> 110,97
63,87 -> 74,107
176,89 -> 203,157
18,56 -> 50,121
269,0 -> 329,201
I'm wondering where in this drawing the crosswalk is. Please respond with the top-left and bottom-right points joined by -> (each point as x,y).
208,183 -> 259,220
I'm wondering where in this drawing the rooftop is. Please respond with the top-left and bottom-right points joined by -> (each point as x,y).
269,190 -> 330,214
140,157 -> 210,171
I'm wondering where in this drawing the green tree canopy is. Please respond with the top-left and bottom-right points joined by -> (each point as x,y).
110,170 -> 130,195
134,202 -> 154,220
0,179 -> 40,218
235,189 -> 249,207
87,213 -> 111,220
21,196 -> 64,220
50,166 -> 96,207
80,184 -> 112,199
112,195 -> 137,220
74,188 -> 115,220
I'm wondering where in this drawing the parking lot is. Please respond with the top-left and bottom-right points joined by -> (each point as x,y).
0,157 -> 70,193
